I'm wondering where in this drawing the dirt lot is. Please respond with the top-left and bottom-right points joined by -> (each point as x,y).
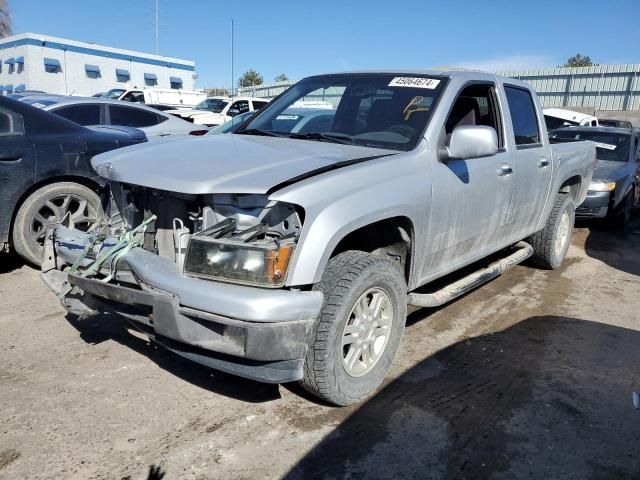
1,218 -> 639,480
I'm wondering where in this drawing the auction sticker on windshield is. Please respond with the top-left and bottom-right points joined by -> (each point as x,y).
389,77 -> 441,89
594,142 -> 617,151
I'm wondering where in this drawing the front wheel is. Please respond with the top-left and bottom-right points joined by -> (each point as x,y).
301,251 -> 407,406
527,194 -> 575,270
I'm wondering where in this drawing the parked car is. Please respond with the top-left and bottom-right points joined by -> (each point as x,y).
550,126 -> 640,226
598,118 -> 633,129
0,97 -> 147,264
42,70 -> 595,405
167,96 -> 269,127
544,108 -> 599,130
100,88 -> 206,108
22,97 -> 209,139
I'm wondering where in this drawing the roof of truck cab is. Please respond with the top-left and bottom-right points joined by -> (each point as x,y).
310,69 -> 532,87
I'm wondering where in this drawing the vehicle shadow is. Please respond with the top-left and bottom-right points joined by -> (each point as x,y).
580,211 -> 640,276
285,316 -> 640,480
0,251 -> 28,274
64,312 -> 281,404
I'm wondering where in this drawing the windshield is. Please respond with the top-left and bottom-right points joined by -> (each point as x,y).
209,111 -> 255,134
550,130 -> 630,162
238,73 -> 447,151
194,98 -> 229,113
103,89 -> 126,99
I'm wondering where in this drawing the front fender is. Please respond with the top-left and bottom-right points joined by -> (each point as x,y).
270,153 -> 429,286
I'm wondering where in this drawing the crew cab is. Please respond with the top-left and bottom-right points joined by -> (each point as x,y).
167,96 -> 269,127
42,70 -> 595,406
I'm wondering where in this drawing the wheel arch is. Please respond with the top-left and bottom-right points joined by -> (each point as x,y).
287,212 -> 416,288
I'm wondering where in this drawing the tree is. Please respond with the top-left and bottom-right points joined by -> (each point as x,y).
0,0 -> 12,38
238,69 -> 263,88
562,54 -> 595,68
274,74 -> 289,83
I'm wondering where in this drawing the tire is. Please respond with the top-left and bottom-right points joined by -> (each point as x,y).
527,193 -> 575,270
611,190 -> 634,229
12,182 -> 103,266
301,250 -> 407,406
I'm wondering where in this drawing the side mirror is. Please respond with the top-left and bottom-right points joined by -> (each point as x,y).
228,109 -> 240,117
443,125 -> 498,161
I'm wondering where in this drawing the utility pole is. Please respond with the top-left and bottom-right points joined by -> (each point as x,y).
231,19 -> 234,97
155,0 -> 159,54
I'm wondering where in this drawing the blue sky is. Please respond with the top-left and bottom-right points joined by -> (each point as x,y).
12,0 -> 640,88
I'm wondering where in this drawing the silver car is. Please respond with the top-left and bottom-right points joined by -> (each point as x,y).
22,96 -> 208,139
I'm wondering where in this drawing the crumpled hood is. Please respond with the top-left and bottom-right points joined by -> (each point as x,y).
593,159 -> 627,181
91,134 -> 395,194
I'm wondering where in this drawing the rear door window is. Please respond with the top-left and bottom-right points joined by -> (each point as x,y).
53,104 -> 102,126
109,105 -> 163,127
504,86 -> 541,146
231,100 -> 250,114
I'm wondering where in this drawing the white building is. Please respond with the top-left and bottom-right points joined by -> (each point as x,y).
0,32 -> 197,96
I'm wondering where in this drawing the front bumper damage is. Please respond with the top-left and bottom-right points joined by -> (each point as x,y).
41,227 -> 323,383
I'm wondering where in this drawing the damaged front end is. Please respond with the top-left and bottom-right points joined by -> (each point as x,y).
41,182 -> 323,383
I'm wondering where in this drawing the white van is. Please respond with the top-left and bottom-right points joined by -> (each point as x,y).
543,108 -> 599,131
101,88 -> 206,108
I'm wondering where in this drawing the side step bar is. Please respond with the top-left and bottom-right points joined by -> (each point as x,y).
408,241 -> 533,308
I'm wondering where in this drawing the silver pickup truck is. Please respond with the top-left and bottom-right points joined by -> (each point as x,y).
42,70 -> 595,406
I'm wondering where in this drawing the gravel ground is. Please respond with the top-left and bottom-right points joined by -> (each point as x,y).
1,218 -> 639,480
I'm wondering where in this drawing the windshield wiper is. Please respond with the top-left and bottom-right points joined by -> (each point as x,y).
287,132 -> 355,145
236,128 -> 283,137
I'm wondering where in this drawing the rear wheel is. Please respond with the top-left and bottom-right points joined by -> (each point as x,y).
12,182 -> 102,265
527,194 -> 575,270
301,251 -> 407,406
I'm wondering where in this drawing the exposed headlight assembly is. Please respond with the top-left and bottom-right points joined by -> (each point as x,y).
588,181 -> 616,192
183,217 -> 297,287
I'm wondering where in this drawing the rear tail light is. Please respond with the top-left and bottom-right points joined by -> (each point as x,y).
189,130 -> 209,136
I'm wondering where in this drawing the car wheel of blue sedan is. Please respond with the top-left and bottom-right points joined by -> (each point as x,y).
12,182 -> 103,265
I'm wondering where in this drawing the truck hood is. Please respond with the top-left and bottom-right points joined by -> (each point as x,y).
593,159 -> 627,181
91,133 -> 396,194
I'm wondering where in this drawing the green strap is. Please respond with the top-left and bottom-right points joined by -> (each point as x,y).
69,215 -> 157,282
67,234 -> 106,275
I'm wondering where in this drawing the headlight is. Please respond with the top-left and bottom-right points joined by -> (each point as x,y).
588,181 -> 615,192
184,237 -> 295,287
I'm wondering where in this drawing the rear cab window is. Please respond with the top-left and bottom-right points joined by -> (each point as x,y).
504,86 -> 541,147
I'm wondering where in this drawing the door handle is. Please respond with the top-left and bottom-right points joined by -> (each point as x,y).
497,164 -> 513,176
538,158 -> 550,168
0,152 -> 22,162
